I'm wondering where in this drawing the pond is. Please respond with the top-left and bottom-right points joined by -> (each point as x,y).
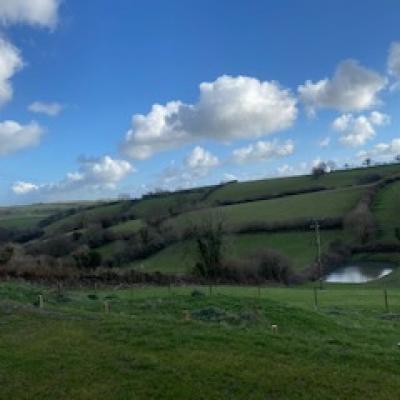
325,262 -> 393,283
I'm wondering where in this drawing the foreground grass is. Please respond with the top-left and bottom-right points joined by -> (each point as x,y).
0,282 -> 400,399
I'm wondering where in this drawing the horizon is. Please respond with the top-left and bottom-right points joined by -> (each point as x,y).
1,0 -> 400,205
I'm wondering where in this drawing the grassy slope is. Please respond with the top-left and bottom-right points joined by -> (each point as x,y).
208,164 -> 400,204
109,219 -> 144,234
372,179 -> 400,240
44,202 -> 131,235
131,230 -> 344,274
0,202 -> 94,229
0,282 -> 399,400
168,186 -> 364,231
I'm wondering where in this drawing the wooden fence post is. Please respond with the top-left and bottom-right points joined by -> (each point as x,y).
384,289 -> 389,313
313,287 -> 318,310
38,295 -> 44,309
104,301 -> 110,313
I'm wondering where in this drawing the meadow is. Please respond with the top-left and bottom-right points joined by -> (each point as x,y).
0,281 -> 399,400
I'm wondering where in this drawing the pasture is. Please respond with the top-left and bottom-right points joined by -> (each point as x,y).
0,282 -> 399,400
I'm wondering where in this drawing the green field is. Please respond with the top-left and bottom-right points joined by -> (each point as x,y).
44,201 -> 131,235
132,230 -> 344,274
0,202 -> 94,229
168,186 -> 364,231
109,219 -> 144,234
207,164 -> 400,205
373,180 -> 400,240
0,282 -> 400,399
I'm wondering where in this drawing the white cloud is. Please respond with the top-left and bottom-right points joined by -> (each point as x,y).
277,158 -> 336,177
28,101 -> 63,116
332,111 -> 390,147
184,146 -> 219,170
12,181 -> 39,195
319,137 -> 331,147
0,120 -> 44,156
0,0 -> 61,28
12,155 -> 134,198
388,41 -> 400,83
0,38 -> 23,107
298,60 -> 387,115
358,138 -> 400,161
156,147 -> 220,190
232,139 -> 294,164
122,75 -> 297,160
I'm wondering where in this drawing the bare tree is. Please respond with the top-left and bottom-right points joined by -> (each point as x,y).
192,212 -> 225,279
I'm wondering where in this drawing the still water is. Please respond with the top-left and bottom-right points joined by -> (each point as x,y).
325,263 -> 393,283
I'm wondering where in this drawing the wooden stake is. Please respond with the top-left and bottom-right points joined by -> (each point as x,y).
313,287 -> 319,310
38,295 -> 44,309
104,301 -> 110,313
384,288 -> 389,313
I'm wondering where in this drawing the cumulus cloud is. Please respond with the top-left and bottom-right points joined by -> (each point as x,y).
28,101 -> 63,116
298,60 -> 387,115
122,75 -> 297,160
12,155 -> 134,198
0,0 -> 61,28
357,138 -> 400,161
156,147 -> 219,190
12,181 -> 39,195
332,111 -> 390,147
0,38 -> 23,107
0,120 -> 44,156
184,146 -> 219,170
232,140 -> 294,164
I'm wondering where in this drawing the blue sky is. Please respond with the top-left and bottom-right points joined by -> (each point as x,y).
0,0 -> 400,204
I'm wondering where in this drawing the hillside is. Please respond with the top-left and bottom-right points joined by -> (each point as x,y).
1,163 -> 400,284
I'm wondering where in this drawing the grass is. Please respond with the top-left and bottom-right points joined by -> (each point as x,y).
168,186 -> 364,231
131,230 -> 345,274
0,202 -> 100,230
207,164 -> 400,205
109,219 -> 144,234
0,281 -> 400,399
372,179 -> 400,240
45,201 -> 132,235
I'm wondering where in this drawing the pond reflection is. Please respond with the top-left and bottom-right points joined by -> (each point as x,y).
325,263 -> 393,283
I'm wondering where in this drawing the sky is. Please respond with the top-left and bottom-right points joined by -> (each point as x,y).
0,0 -> 400,205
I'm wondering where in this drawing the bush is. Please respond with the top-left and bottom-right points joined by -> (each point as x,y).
344,209 -> 377,244
253,250 -> 293,284
357,173 -> 382,185
73,249 -> 102,269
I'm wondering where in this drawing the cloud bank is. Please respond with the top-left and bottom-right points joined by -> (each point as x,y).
358,138 -> 400,161
298,60 -> 387,115
0,0 -> 61,28
0,120 -> 44,156
232,140 -> 294,164
332,111 -> 390,147
122,75 -> 297,160
12,155 -> 134,199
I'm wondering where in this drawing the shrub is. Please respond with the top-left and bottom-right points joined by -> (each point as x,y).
253,250 -> 293,284
344,209 -> 377,244
357,173 -> 382,185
